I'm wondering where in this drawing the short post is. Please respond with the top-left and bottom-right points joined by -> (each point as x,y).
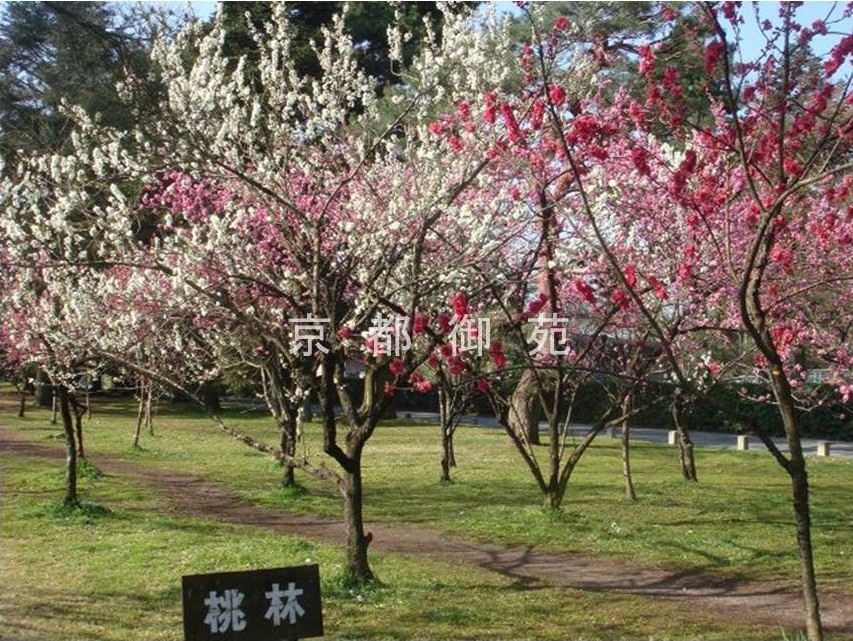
816,441 -> 831,457
737,435 -> 750,451
667,430 -> 678,446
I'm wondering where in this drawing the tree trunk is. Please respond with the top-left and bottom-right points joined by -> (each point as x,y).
671,401 -> 698,482
71,396 -> 86,459
440,426 -> 456,483
51,390 -> 58,425
791,459 -> 822,641
145,382 -> 154,435
438,387 -> 457,483
57,387 -> 79,506
341,463 -> 374,582
622,395 -> 637,501
35,371 -> 53,407
280,416 -> 297,488
770,371 -> 823,641
509,367 -> 541,445
16,384 -> 26,417
133,382 -> 144,448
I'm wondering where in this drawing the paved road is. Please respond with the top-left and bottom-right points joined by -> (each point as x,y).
400,411 -> 853,459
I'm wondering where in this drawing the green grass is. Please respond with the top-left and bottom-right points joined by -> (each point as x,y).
2,392 -> 852,640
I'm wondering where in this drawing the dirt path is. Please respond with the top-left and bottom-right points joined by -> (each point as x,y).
2,433 -> 851,635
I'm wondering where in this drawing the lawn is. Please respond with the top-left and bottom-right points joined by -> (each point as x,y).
1,391 -> 851,640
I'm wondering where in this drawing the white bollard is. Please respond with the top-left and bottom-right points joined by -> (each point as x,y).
737,435 -> 750,451
668,430 -> 678,445
816,441 -> 831,457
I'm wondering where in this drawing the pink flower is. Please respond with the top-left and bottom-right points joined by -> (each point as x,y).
449,358 -> 467,377
475,377 -> 491,392
491,340 -> 507,369
438,312 -> 452,333
409,371 -> 433,394
428,121 -> 444,136
383,381 -> 396,397
484,92 -> 498,124
549,84 -> 566,107
624,264 -> 637,288
704,40 -> 725,74
389,358 -> 406,376
631,145 -> 651,176
610,288 -> 631,311
554,16 -> 569,31
573,279 -> 596,304
448,136 -> 463,152
450,291 -> 468,321
413,313 -> 428,336
527,292 -> 549,315
456,101 -> 471,119
337,326 -> 353,340
647,276 -> 668,300
530,99 -> 544,130
500,103 -> 523,143
638,44 -> 654,75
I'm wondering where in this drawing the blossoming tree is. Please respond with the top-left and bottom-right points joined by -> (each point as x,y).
542,3 -> 853,638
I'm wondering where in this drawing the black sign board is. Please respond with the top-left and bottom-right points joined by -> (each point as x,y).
182,564 -> 322,641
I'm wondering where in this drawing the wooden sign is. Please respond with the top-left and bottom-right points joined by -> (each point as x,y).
182,564 -> 322,641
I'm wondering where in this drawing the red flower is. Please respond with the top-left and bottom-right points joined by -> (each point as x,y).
573,279 -> 596,304
527,292 -> 549,315
549,84 -> 566,107
438,312 -> 452,333
554,16 -> 569,31
409,371 -> 433,394
500,103 -> 523,143
475,378 -> 491,393
383,381 -> 396,397
413,313 -> 428,336
456,101 -> 471,119
449,358 -> 467,376
450,291 -> 468,321
484,91 -> 498,124
704,40 -> 725,74
647,276 -> 668,300
337,326 -> 353,340
624,264 -> 637,288
491,340 -> 507,369
610,288 -> 631,311
389,358 -> 406,376
638,44 -> 654,75
631,145 -> 651,176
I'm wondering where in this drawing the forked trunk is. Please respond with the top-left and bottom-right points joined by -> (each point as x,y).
671,401 -> 698,482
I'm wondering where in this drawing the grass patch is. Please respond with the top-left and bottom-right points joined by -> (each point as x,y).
2,391 -> 852,639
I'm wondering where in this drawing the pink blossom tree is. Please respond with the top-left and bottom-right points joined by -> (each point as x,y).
543,3 -> 853,638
